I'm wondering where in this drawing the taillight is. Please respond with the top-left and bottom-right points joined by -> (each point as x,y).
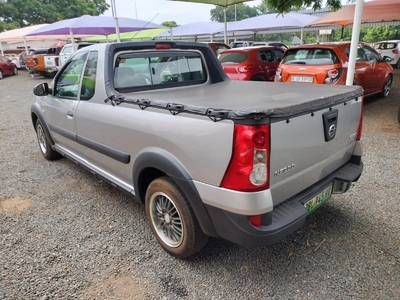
238,65 -> 253,73
220,124 -> 270,192
356,97 -> 364,141
33,58 -> 38,66
155,43 -> 171,50
275,67 -> 282,82
55,57 -> 59,66
324,68 -> 342,84
393,49 -> 398,54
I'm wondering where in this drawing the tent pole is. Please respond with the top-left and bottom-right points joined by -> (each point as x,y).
346,0 -> 364,86
341,26 -> 344,40
69,28 -> 76,53
111,0 -> 121,42
0,42 -> 3,56
224,7 -> 227,45
23,37 -> 29,53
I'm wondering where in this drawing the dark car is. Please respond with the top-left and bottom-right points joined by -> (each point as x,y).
0,56 -> 18,79
218,46 -> 284,81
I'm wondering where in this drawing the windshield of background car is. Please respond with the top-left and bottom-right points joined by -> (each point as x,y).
113,51 -> 206,91
218,52 -> 248,64
282,48 -> 340,65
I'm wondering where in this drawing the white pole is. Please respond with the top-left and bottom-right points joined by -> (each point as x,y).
111,0 -> 121,42
23,37 -> 29,53
346,0 -> 364,86
224,7 -> 227,44
69,28 -> 76,52
0,42 -> 3,56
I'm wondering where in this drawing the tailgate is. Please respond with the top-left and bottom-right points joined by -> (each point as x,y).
269,97 -> 362,206
45,56 -> 57,67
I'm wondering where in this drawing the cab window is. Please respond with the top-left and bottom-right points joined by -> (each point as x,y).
54,52 -> 88,99
80,51 -> 98,101
113,51 -> 206,92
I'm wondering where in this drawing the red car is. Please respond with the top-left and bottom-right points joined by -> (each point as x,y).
275,42 -> 394,98
0,55 -> 18,79
218,46 -> 284,81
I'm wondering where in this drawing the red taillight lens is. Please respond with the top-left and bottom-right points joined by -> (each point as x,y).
238,65 -> 253,73
155,43 -> 171,50
220,124 -> 270,192
392,49 -> 398,54
248,215 -> 262,227
356,97 -> 364,141
55,57 -> 59,66
324,68 -> 342,84
275,67 -> 282,82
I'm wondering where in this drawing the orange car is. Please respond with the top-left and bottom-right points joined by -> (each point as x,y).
275,42 -> 394,98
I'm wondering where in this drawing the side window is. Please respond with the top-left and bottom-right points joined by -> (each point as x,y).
259,51 -> 273,62
114,52 -> 206,92
54,52 -> 88,99
81,51 -> 98,101
273,49 -> 284,61
356,47 -> 367,61
61,45 -> 72,55
362,45 -> 380,62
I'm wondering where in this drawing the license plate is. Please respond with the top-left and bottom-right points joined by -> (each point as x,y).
304,185 -> 332,214
291,76 -> 313,83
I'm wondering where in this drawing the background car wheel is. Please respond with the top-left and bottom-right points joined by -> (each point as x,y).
35,119 -> 62,161
0,70 -> 3,80
396,58 -> 400,69
251,76 -> 265,81
145,176 -> 208,258
13,67 -> 18,75
381,75 -> 392,98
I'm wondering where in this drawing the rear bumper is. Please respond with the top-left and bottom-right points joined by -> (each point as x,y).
203,160 -> 363,247
45,67 -> 58,73
26,67 -> 39,74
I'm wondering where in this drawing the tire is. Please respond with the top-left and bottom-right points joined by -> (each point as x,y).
381,75 -> 392,98
251,76 -> 265,81
35,119 -> 62,161
0,70 -> 3,80
13,67 -> 18,75
145,176 -> 208,258
396,58 -> 400,69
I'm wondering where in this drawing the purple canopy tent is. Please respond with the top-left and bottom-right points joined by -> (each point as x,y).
26,15 -> 164,52
228,13 -> 319,33
156,21 -> 254,41
26,15 -> 164,36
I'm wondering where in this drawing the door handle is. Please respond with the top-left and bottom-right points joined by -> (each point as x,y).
67,111 -> 74,117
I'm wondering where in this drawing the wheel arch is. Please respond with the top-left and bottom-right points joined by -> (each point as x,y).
133,148 -> 218,237
31,103 -> 55,146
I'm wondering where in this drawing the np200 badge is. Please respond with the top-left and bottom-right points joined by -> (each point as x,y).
274,164 -> 295,177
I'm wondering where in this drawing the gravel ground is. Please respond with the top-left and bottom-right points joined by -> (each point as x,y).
1,69 -> 399,300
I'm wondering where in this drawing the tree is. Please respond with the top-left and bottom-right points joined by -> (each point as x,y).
0,0 -> 109,28
210,3 -> 259,22
162,21 -> 178,28
262,0 -> 355,14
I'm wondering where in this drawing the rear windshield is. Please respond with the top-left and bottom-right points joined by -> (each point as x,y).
374,43 -> 398,50
218,52 -> 249,64
282,48 -> 339,65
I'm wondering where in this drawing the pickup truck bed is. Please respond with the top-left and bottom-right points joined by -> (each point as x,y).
31,41 -> 364,258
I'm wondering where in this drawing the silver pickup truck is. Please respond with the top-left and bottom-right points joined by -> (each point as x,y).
31,41 -> 364,258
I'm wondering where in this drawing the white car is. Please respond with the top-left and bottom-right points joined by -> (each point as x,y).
374,40 -> 400,69
59,42 -> 93,67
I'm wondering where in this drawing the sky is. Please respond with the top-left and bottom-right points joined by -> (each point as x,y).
103,0 -> 263,26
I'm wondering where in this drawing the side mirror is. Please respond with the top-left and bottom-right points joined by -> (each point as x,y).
382,55 -> 393,62
33,83 -> 51,96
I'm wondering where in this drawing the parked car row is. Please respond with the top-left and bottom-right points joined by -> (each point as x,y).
2,40 -> 395,99
217,41 -> 394,98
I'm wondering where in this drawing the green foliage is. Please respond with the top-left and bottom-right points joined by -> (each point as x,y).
261,0 -> 356,14
0,0 -> 109,28
162,21 -> 178,28
210,3 -> 259,22
331,26 -> 400,43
